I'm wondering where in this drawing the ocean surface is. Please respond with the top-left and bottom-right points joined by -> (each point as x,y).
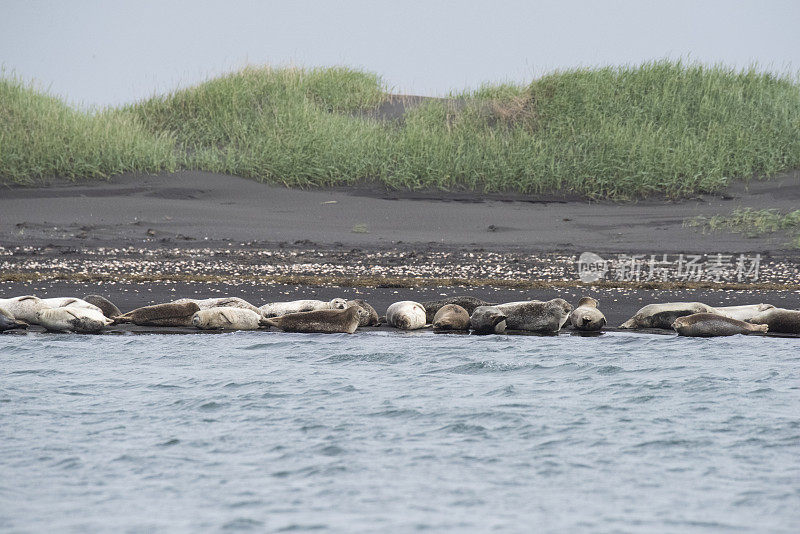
1,331 -> 798,533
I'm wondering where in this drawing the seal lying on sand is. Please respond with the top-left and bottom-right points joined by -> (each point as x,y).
262,306 -> 360,334
421,296 -> 494,323
386,301 -> 427,330
496,299 -> 573,333
173,297 -> 261,315
114,302 -> 201,327
0,307 -> 27,331
192,307 -> 262,330
672,313 -> 768,337
40,297 -> 103,314
469,306 -> 507,334
347,299 -> 380,326
432,304 -> 470,331
715,304 -> 775,322
260,298 -> 347,318
0,296 -> 48,324
746,308 -> 800,334
620,302 -> 718,329
83,295 -> 122,319
569,297 -> 606,331
36,307 -> 113,333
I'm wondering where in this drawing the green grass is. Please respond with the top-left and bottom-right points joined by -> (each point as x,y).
0,76 -> 177,183
3,60 -> 800,198
685,207 -> 800,246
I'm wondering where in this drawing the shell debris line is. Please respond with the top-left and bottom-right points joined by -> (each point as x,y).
0,244 -> 799,290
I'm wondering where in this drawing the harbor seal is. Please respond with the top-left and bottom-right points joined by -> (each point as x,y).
0,307 -> 26,331
259,298 -> 348,318
495,298 -> 573,333
347,299 -> 380,326
173,297 -> 261,315
0,296 -> 48,324
421,296 -> 494,323
469,306 -> 507,334
715,303 -> 775,322
192,307 -> 262,330
620,302 -> 718,329
40,297 -> 103,314
672,313 -> 768,337
746,308 -> 800,334
261,306 -> 360,334
386,301 -> 427,330
569,297 -> 606,331
83,295 -> 122,318
114,302 -> 200,327
35,307 -> 113,333
432,304 -> 470,331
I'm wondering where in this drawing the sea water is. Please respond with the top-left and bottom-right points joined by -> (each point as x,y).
1,331 -> 798,533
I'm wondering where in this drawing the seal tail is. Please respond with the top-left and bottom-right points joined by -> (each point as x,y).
260,317 -> 279,329
751,323 -> 769,333
620,318 -> 636,329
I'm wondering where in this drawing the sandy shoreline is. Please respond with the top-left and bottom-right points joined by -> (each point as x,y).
1,170 -> 799,332
2,169 -> 799,254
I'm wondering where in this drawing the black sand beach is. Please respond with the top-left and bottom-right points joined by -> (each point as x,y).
2,170 -> 799,253
1,170 -> 799,328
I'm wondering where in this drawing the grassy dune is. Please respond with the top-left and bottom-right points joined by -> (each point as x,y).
0,77 -> 177,183
3,61 -> 800,198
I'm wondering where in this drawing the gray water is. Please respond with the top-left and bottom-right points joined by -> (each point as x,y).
1,331 -> 798,533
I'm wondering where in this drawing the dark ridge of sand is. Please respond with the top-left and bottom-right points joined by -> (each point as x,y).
1,170 -> 799,255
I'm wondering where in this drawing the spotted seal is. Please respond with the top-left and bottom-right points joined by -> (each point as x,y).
432,304 -> 470,331
672,313 -> 768,337
83,295 -> 122,319
35,307 -> 113,333
714,303 -> 775,322
0,296 -> 48,324
620,302 -> 718,329
347,299 -> 380,326
495,298 -> 573,333
192,307 -> 262,330
469,306 -> 507,334
173,297 -> 261,315
0,306 -> 26,331
261,306 -> 360,334
421,296 -> 494,323
260,298 -> 348,318
386,301 -> 427,330
114,302 -> 201,327
569,297 -> 606,331
746,308 -> 800,334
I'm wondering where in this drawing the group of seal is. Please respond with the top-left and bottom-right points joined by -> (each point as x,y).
2,293 -> 799,338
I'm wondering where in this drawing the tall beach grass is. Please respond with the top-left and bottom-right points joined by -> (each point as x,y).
2,61 -> 799,198
0,76 -> 177,183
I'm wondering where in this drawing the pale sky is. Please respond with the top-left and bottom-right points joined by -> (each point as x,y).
2,0 -> 798,107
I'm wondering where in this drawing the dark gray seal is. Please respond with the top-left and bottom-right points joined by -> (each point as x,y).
469,306 -> 507,334
432,304 -> 470,331
569,297 -> 606,331
83,295 -> 122,319
673,313 -> 768,337
495,298 -> 573,333
620,302 -> 717,329
114,302 -> 200,327
262,306 -> 360,334
0,306 -> 27,332
347,299 -> 380,326
421,296 -> 494,323
746,308 -> 800,334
